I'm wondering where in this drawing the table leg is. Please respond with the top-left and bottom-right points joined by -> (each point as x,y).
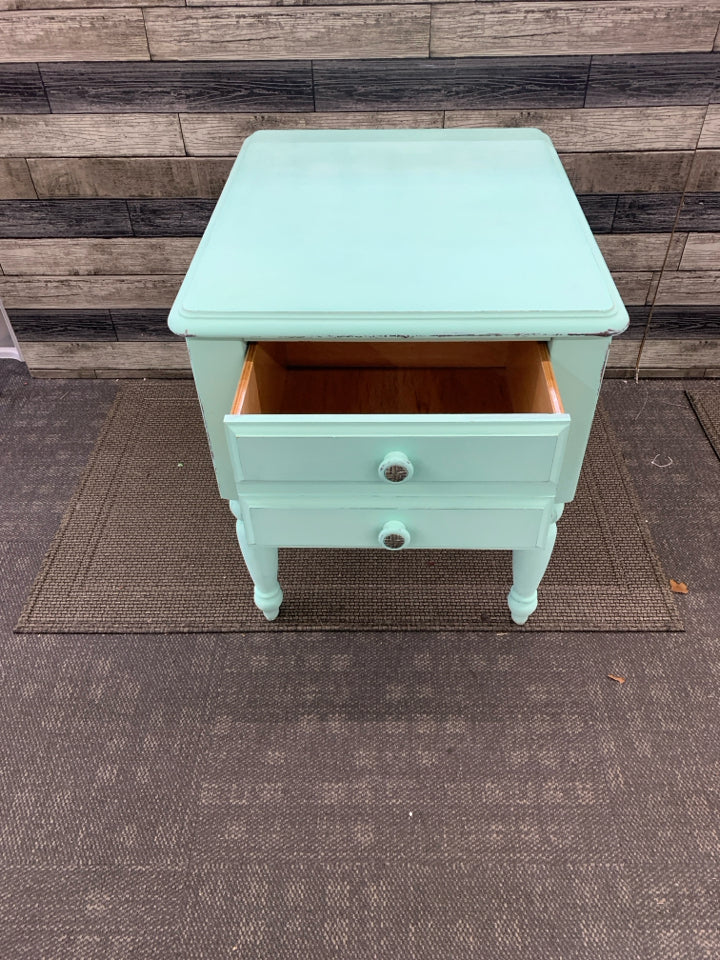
507,503 -> 563,625
229,500 -> 283,621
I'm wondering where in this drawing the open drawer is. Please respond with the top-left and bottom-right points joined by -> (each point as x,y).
224,341 -> 571,486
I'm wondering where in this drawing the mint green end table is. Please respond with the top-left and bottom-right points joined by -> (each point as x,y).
168,129 -> 628,625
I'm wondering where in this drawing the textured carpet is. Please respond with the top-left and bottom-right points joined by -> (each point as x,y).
16,381 -> 681,633
687,385 -> 720,461
2,365 -> 719,959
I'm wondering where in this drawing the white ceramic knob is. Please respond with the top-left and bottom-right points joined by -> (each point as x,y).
378,521 -> 411,551
378,452 -> 414,483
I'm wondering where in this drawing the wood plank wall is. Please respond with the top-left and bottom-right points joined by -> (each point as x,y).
0,1 -> 719,377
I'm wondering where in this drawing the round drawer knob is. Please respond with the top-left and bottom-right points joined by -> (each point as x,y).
378,451 -> 414,484
378,521 -> 411,551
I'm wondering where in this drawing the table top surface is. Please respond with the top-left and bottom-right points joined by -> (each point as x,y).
169,128 -> 627,339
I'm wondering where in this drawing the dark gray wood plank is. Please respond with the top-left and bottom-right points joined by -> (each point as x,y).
314,56 -> 590,110
678,193 -> 720,232
643,307 -> 720,338
7,309 -> 115,341
576,195 -> 618,233
0,63 -> 49,112
111,309 -> 177,340
40,61 -> 313,113
0,200 -> 132,238
612,194 -> 682,233
127,200 -> 216,237
586,53 -> 720,107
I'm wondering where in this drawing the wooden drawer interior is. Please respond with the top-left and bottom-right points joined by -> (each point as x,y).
231,341 -> 564,416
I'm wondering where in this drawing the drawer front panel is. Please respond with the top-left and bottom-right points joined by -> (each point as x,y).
224,416 -> 571,487
242,502 -> 549,550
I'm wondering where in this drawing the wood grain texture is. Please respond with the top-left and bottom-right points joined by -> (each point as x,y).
0,238 -> 198,275
111,309 -> 176,340
577,195 -> 618,233
0,0 -> 179,7
633,307 -> 720,338
612,194 -> 682,233
687,151 -> 720,191
607,338 -> 640,368
596,234 -> 686,271
144,6 -> 431,61
638,339 -> 720,368
0,275 -> 181,308
40,61 -> 314,113
0,115 -> 184,157
313,56 -> 590,110
698,105 -> 720,148
561,151 -> 693,194
679,233 -> 720,270
8,308 -> 115,340
28,158 -> 233,199
655,271 -> 720,305
0,9 -> 150,62
431,2 -> 720,59
180,111 -> 443,154
586,53 -> 720,107
678,194 -> 720,232
0,63 -> 49,112
611,271 -> 653,305
0,200 -> 132,237
20,340 -> 191,375
444,107 -> 705,151
127,200 -> 216,236
0,160 -> 36,200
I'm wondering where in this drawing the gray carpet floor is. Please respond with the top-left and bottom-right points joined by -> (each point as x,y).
1,360 -> 719,959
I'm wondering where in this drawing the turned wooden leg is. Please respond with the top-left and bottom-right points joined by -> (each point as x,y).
229,500 -> 283,621
507,504 -> 563,626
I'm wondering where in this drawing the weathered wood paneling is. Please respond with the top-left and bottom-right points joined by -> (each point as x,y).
698,105 -> 720,148
638,307 -> 720,338
686,150 -> 720,191
678,194 -> 720,232
611,271 -> 654,305
313,56 -> 590,110
561,151 -> 693,194
0,200 -> 132,237
612,194 -> 682,232
8,308 -> 115,339
655,271 -> 720,305
638,339 -> 720,369
0,63 -> 49,112
111,309 -> 176,340
0,275 -> 181,308
431,2 -> 720,59
144,6 -> 431,61
0,159 -> 36,200
0,238 -> 198,275
127,200 -> 216,236
597,233 -> 686,271
20,340 -> 191,376
679,233 -> 720,270
40,61 -> 314,113
28,158 -> 233,199
180,110 -> 443,155
577,195 -> 618,233
444,106 -> 705,151
0,9 -> 150,63
0,0 -> 179,8
0,115 -> 184,157
585,53 -> 720,107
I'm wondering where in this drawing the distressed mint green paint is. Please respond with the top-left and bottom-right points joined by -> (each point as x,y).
170,128 -> 628,625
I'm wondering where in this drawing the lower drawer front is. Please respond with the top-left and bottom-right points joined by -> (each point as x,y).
243,503 -> 549,550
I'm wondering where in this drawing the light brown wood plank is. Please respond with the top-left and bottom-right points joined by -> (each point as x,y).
145,6 -> 430,61
638,339 -> 720,369
686,150 -> 720,192
607,339 -> 640,369
0,276 -> 181,309
22,341 -> 190,376
698,105 -> 720,148
0,9 -> 150,62
596,234 -> 687,272
0,0 -> 179,8
655,271 -> 720,305
679,234 -> 720,271
0,116 -> 184,157
27,158 -> 232,198
180,110 -> 443,155
444,107 -> 705,152
0,239 -> 198,276
431,2 -> 720,58
0,159 -> 36,199
560,151 -> 692,194
611,271 -> 653,306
